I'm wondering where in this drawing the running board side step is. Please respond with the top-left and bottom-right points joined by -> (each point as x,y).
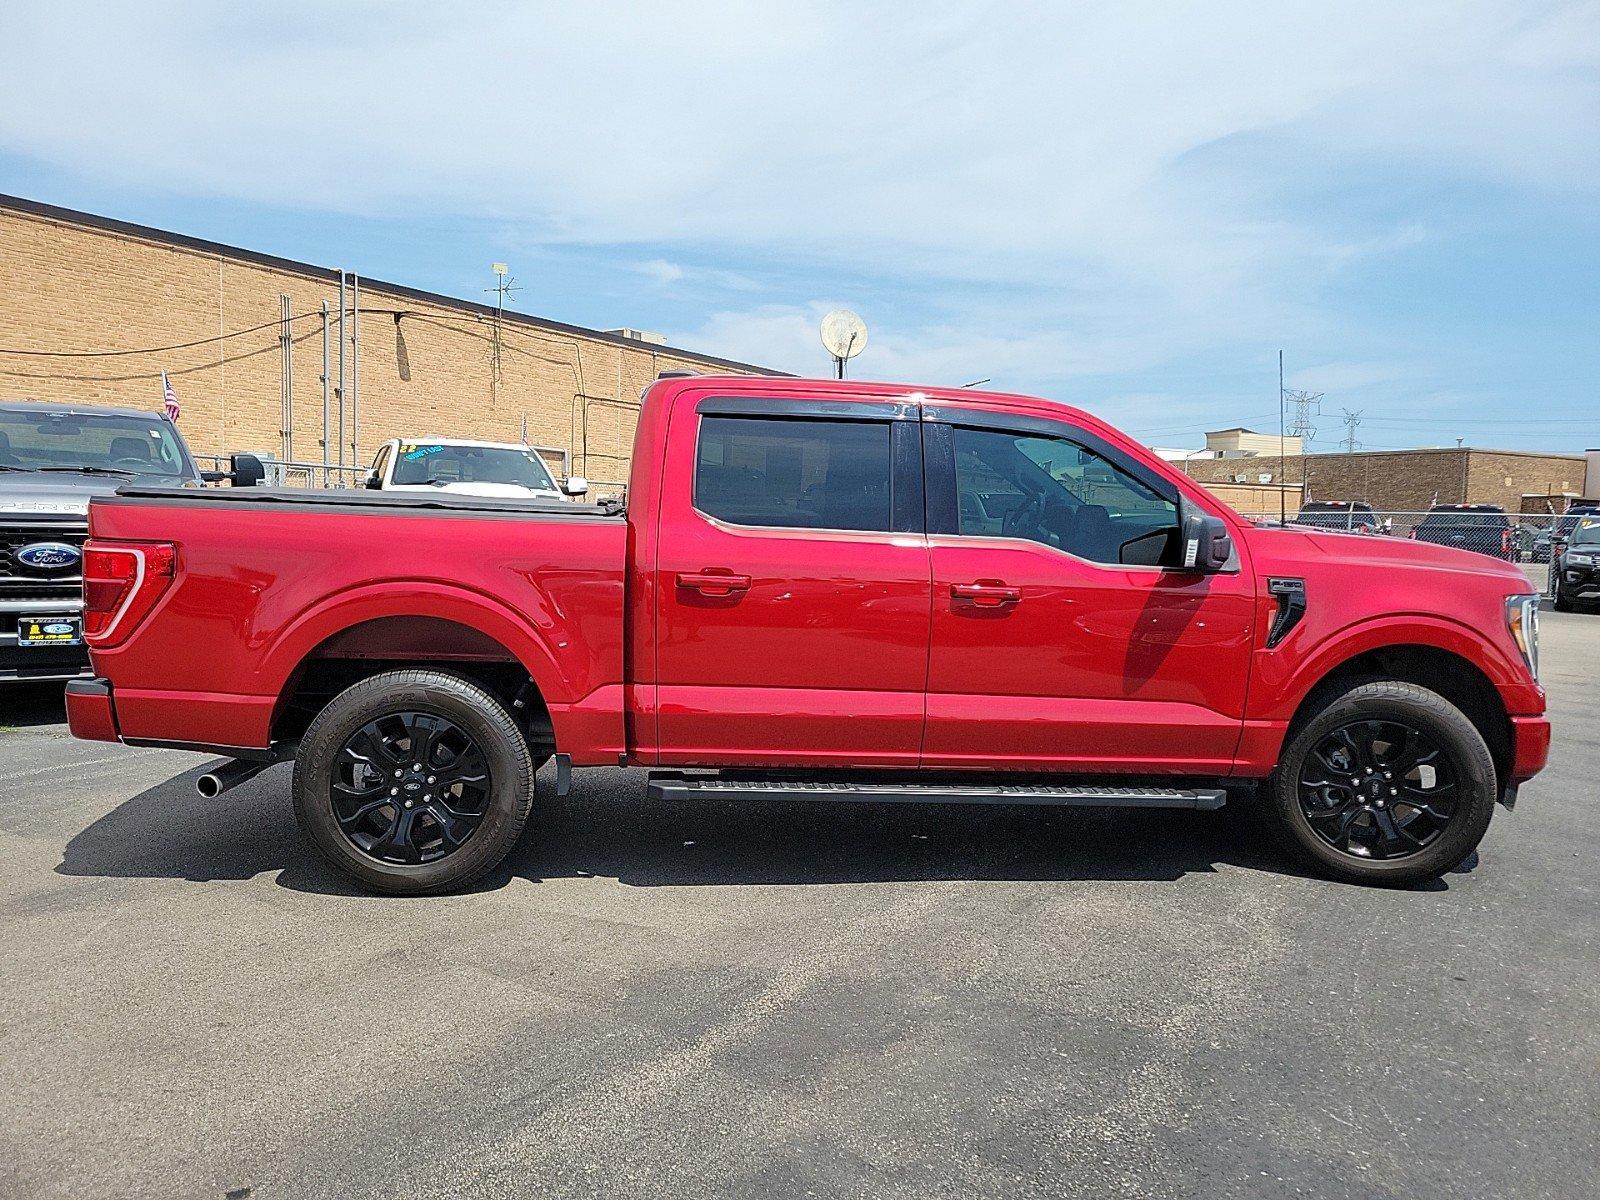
647,775 -> 1226,810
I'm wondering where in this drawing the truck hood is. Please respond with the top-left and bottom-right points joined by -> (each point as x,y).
388,481 -> 563,500
0,472 -> 126,517
1247,523 -> 1531,590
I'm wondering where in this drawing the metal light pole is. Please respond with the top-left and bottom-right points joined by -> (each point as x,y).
337,271 -> 347,473
320,300 -> 330,486
350,272 -> 360,468
1278,350 -> 1287,525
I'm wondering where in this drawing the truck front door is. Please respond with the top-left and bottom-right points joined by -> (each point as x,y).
651,395 -> 930,767
920,404 -> 1255,774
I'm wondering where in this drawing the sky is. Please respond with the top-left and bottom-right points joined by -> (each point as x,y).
0,1 -> 1596,453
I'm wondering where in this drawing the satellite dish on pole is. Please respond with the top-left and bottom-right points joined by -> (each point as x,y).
820,310 -> 868,379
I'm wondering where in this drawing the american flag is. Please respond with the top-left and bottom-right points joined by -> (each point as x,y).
161,371 -> 180,422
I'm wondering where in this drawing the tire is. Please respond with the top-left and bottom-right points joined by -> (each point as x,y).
1553,591 -> 1573,612
1264,681 -> 1497,887
293,669 -> 537,895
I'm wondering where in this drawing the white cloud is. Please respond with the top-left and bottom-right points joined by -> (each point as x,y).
671,297 -> 1259,392
634,259 -> 685,286
1287,361 -> 1416,393
3,4 -> 1590,261
0,1 -> 1594,415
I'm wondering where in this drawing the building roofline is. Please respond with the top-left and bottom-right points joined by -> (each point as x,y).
1299,447 -> 1586,462
0,192 -> 790,378
1189,445 -> 1584,463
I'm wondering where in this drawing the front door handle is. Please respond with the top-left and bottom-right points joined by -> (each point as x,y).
677,571 -> 752,595
951,581 -> 1021,606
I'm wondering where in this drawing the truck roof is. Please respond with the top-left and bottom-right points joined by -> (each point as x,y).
651,373 -> 1100,426
383,436 -> 544,452
1,399 -> 172,421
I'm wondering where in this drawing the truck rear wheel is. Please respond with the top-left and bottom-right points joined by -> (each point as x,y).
1265,681 -> 1497,887
293,669 -> 537,895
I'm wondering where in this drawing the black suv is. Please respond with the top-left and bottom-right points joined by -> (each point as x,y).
1,401 -> 209,683
1532,503 -> 1600,563
1410,504 -> 1513,560
1294,500 -> 1381,534
1555,517 -> 1600,612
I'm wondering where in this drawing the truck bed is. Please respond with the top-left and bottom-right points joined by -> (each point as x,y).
86,484 -> 630,758
106,484 -> 625,520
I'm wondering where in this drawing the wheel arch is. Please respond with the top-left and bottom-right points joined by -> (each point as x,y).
263,584 -> 569,753
1284,641 -> 1512,792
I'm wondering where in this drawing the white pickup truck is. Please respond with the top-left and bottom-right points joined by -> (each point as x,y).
365,438 -> 587,501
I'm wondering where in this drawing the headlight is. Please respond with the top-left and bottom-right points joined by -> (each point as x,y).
1506,594 -> 1540,681
1568,553 -> 1595,566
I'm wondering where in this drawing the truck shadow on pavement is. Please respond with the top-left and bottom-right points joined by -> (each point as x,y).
56,763 -> 1472,895
0,682 -> 70,729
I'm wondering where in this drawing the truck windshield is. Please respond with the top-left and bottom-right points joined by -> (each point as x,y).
1570,522 -> 1600,546
0,409 -> 190,480
1421,510 -> 1506,528
391,444 -> 557,490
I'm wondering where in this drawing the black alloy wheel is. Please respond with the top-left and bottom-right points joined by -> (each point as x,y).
1298,719 -> 1456,861
1264,680 -> 1497,887
294,669 -> 537,895
333,710 -> 493,865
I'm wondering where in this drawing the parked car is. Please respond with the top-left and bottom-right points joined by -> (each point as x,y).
1554,517 -> 1600,612
1532,504 -> 1600,563
67,376 -> 1548,892
0,400 -> 260,684
1294,500 -> 1381,534
367,438 -> 586,501
1410,504 -> 1514,560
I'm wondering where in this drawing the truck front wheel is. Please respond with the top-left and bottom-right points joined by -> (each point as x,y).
293,669 -> 537,895
1265,681 -> 1497,887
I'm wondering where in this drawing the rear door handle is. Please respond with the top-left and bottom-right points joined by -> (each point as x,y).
951,581 -> 1021,606
677,571 -> 752,595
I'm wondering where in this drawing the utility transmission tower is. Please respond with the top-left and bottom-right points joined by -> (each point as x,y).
1284,389 -> 1322,445
1340,409 -> 1363,454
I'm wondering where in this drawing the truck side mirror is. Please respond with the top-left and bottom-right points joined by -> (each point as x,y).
1180,511 -> 1233,573
365,470 -> 383,490
562,476 -> 589,498
228,453 -> 266,488
202,453 -> 266,487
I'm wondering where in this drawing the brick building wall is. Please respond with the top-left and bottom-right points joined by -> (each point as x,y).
0,195 -> 781,487
1185,448 -> 1587,513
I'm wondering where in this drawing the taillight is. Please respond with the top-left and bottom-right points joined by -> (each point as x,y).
83,541 -> 177,645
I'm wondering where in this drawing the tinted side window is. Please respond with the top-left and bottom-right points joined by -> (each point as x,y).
695,415 -> 893,532
952,426 -> 1178,565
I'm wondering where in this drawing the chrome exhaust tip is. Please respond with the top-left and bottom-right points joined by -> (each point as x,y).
196,758 -> 272,799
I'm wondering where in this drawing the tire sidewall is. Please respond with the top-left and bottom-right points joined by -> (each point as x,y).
294,672 -> 534,894
1270,684 -> 1496,886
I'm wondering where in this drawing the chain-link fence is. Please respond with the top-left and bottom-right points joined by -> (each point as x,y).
196,445 -> 587,494
195,455 -> 370,489
1239,509 -> 1583,597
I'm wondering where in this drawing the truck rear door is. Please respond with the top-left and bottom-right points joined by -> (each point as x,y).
651,394 -> 930,767
919,403 -> 1255,774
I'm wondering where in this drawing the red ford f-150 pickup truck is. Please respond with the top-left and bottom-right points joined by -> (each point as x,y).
67,376 -> 1550,893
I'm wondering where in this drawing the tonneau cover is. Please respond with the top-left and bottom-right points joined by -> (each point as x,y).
99,485 -> 624,520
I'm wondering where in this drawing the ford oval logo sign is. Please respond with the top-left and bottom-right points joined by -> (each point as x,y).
16,542 -> 81,570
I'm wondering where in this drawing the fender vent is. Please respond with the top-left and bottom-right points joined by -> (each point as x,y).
1266,577 -> 1307,648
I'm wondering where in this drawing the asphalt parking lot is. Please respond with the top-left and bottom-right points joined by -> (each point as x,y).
2,614 -> 1597,1200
